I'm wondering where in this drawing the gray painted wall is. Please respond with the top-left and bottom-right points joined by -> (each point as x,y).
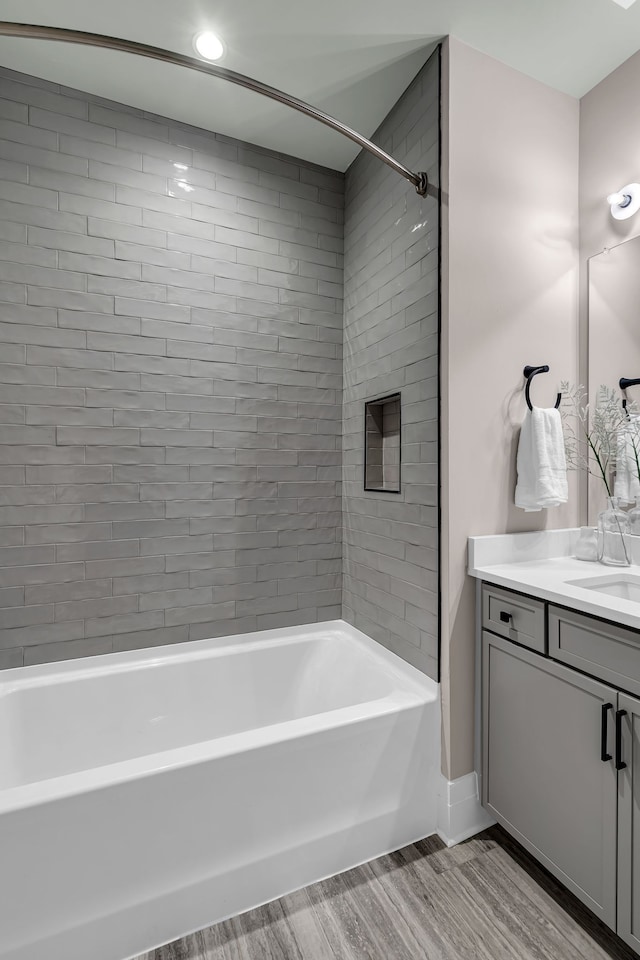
342,53 -> 440,680
0,66 -> 343,668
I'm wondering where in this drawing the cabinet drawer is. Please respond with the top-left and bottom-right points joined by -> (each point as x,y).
549,605 -> 640,697
482,584 -> 546,652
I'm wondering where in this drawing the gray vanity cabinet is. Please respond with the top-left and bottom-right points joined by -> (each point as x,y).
482,630 -> 618,928
618,692 -> 640,951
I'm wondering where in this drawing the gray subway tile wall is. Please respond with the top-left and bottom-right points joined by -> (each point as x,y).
342,53 -> 440,680
0,66 -> 344,667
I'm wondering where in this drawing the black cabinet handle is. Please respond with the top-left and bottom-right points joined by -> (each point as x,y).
616,709 -> 628,771
499,611 -> 512,623
601,703 -> 613,762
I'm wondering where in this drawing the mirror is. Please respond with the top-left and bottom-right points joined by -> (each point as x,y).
588,235 -> 640,521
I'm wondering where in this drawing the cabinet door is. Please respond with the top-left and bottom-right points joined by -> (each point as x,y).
617,691 -> 640,950
483,631 -> 618,928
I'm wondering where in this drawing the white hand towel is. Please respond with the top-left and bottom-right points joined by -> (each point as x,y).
515,407 -> 568,512
614,419 -> 640,505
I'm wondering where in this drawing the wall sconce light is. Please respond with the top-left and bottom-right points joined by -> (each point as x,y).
607,183 -> 640,220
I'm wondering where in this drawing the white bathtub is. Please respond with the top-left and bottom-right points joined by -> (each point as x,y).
0,619 -> 439,960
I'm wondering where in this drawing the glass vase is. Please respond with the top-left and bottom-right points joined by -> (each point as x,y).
629,497 -> 640,536
598,497 -> 631,566
575,526 -> 598,562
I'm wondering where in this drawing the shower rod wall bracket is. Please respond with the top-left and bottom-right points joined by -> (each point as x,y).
0,21 -> 430,197
414,172 -> 429,197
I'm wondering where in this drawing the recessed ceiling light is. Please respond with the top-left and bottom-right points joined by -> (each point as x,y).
193,31 -> 224,61
611,0 -> 637,8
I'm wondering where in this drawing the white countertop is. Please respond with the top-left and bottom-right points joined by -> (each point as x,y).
468,530 -> 640,631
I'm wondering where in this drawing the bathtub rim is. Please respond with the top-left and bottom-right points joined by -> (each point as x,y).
0,619 -> 438,816
0,619 -> 431,696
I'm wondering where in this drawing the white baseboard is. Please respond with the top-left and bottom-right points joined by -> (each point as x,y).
437,772 -> 495,847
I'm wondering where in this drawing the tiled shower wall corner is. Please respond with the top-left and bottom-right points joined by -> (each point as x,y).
342,52 -> 440,680
0,66 -> 343,668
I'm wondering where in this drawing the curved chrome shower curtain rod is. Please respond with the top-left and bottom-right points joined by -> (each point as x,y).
0,21 -> 429,196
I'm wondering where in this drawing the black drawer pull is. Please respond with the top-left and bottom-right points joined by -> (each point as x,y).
601,703 -> 613,762
616,709 -> 628,771
499,611 -> 513,623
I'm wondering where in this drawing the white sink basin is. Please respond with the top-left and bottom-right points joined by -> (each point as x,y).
566,574 -> 640,602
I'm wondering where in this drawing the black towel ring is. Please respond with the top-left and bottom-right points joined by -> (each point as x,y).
523,365 -> 562,412
620,377 -> 640,419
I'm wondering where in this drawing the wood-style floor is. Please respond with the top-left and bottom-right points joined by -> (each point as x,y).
136,826 -> 636,960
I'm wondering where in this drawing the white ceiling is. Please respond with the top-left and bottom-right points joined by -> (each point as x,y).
1,0 -> 640,170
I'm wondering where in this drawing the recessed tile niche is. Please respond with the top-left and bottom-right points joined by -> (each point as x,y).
364,394 -> 401,493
